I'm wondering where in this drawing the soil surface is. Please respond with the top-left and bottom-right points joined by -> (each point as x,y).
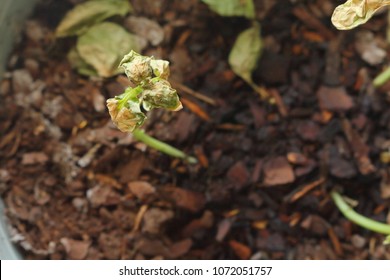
1,0 -> 390,259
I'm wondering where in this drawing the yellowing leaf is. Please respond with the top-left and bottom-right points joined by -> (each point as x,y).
201,0 -> 255,19
55,0 -> 132,37
228,23 -> 262,86
76,22 -> 141,77
331,0 -> 390,30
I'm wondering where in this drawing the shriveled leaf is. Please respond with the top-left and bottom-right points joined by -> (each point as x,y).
107,88 -> 146,133
142,79 -> 182,112
331,0 -> 390,30
77,22 -> 141,77
56,0 -> 132,37
201,0 -> 255,19
228,23 -> 262,86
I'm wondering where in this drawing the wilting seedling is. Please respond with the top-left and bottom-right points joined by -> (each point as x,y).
107,51 -> 196,164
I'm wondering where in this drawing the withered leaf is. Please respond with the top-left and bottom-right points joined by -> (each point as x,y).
331,0 -> 390,30
201,0 -> 255,19
56,0 -> 132,37
76,22 -> 141,77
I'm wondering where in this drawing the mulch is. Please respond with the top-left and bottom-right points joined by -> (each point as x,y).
1,0 -> 390,259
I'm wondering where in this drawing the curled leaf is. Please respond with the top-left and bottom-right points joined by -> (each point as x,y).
331,0 -> 390,30
201,0 -> 255,19
120,50 -> 172,82
107,88 -> 146,132
120,51 -> 153,84
228,22 -> 262,86
150,59 -> 170,80
55,0 -> 132,37
76,22 -> 141,77
142,79 -> 182,111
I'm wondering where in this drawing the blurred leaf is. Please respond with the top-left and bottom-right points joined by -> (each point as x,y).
67,47 -> 97,76
201,0 -> 255,19
331,0 -> 390,30
228,23 -> 262,87
384,235 -> 390,245
76,22 -> 140,78
55,0 -> 132,37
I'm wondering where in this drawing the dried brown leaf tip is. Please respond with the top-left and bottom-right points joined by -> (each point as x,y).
331,0 -> 390,30
106,98 -> 145,133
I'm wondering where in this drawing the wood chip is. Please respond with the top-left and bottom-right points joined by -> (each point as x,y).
263,156 -> 295,186
284,177 -> 325,203
216,218 -> 232,242
229,240 -> 251,260
317,86 -> 354,112
327,227 -> 343,256
181,97 -> 211,122
60,238 -> 90,260
161,186 -> 206,213
227,161 -> 249,189
128,181 -> 156,200
341,119 -> 376,175
22,152 -> 49,165
142,208 -> 174,234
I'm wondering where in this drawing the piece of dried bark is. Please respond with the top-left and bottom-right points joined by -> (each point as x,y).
317,86 -> 354,112
181,210 -> 214,238
142,208 -> 174,234
263,156 -> 295,186
60,238 -> 90,260
229,240 -> 251,260
296,121 -> 320,141
227,161 -> 249,189
161,186 -> 206,213
216,218 -> 233,242
341,119 -> 376,175
22,152 -> 49,165
128,181 -> 156,200
86,185 -> 121,207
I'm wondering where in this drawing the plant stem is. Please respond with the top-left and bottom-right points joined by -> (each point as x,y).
331,190 -> 390,235
373,66 -> 390,88
118,86 -> 143,110
132,129 -> 197,164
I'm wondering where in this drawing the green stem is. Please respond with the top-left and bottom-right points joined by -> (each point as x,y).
331,190 -> 390,235
132,129 -> 197,164
373,66 -> 390,88
118,86 -> 143,110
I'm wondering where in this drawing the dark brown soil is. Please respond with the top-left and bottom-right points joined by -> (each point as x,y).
1,0 -> 390,259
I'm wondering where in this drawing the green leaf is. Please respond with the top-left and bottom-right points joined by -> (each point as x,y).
228,22 -> 262,86
201,0 -> 255,19
55,0 -> 132,37
331,0 -> 390,30
384,235 -> 390,245
76,22 -> 141,78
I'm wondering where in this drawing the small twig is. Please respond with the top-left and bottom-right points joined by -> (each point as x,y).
331,190 -> 390,235
284,177 -> 325,203
171,81 -> 217,106
132,204 -> 148,233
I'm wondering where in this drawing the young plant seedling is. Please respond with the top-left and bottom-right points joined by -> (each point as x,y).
331,190 -> 390,244
107,51 -> 197,164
